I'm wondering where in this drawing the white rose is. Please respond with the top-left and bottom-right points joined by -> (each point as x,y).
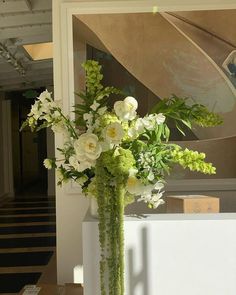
74,133 -> 102,161
114,96 -> 138,121
43,159 -> 52,169
105,122 -> 124,144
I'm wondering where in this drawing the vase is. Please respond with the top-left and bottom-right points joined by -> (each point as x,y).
89,198 -> 99,218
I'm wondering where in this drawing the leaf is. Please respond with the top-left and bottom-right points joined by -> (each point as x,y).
35,122 -> 49,131
181,119 -> 192,129
164,124 -> 170,141
176,123 -> 186,136
20,120 -> 29,131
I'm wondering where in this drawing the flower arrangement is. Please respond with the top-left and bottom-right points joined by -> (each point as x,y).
21,60 -> 222,295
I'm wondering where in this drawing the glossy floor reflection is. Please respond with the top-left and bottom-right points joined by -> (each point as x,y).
0,195 -> 56,294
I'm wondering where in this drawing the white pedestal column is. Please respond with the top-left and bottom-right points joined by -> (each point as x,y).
83,213 -> 236,295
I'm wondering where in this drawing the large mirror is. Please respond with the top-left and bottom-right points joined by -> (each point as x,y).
71,10 -> 236,211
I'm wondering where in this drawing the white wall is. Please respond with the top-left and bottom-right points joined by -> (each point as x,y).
53,0 -> 89,284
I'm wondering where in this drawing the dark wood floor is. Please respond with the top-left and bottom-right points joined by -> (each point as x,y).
0,195 -> 56,294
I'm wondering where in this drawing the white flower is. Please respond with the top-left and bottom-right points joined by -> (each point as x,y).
38,90 -> 52,103
29,101 -> 42,120
147,171 -> 154,181
126,176 -> 144,195
127,127 -> 138,139
114,96 -> 138,121
105,122 -> 124,144
97,106 -> 107,115
154,181 -> 165,191
138,192 -> 165,209
155,113 -> 165,125
83,112 -> 93,122
43,159 -> 52,169
69,156 -> 80,170
41,101 -> 52,114
43,114 -> 51,122
51,121 -> 67,134
135,118 -> 145,133
51,110 -> 61,120
74,133 -> 102,161
78,160 -> 94,172
128,168 -> 138,177
100,141 -> 112,152
90,101 -> 100,111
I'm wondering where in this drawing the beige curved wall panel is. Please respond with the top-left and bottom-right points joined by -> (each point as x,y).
76,13 -> 236,139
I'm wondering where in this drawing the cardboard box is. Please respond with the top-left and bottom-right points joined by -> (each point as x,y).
19,283 -> 83,295
166,195 -> 220,213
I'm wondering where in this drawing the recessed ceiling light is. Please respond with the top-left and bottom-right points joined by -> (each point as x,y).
23,42 -> 53,61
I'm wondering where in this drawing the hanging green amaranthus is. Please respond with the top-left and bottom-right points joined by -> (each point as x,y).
96,148 -> 135,295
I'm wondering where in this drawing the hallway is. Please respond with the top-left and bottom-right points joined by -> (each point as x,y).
0,195 -> 56,294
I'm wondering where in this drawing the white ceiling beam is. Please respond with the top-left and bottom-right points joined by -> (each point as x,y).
0,10 -> 52,28
24,0 -> 32,11
0,25 -> 52,40
0,0 -> 51,14
0,73 -> 53,86
0,66 -> 53,76
0,78 -> 53,91
31,0 -> 52,11
0,1 -> 29,14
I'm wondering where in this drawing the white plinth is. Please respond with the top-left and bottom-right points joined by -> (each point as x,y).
83,213 -> 236,295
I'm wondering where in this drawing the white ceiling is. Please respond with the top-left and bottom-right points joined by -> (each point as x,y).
0,0 -> 53,91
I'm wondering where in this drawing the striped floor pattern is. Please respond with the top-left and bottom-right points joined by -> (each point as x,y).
0,196 -> 56,294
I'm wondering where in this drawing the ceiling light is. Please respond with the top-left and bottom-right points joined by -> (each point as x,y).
23,42 -> 53,61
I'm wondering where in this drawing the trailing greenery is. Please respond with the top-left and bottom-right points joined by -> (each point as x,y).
21,60 -> 223,295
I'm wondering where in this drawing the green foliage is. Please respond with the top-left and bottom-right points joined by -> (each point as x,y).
23,89 -> 39,99
151,95 -> 223,135
74,60 -> 121,126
